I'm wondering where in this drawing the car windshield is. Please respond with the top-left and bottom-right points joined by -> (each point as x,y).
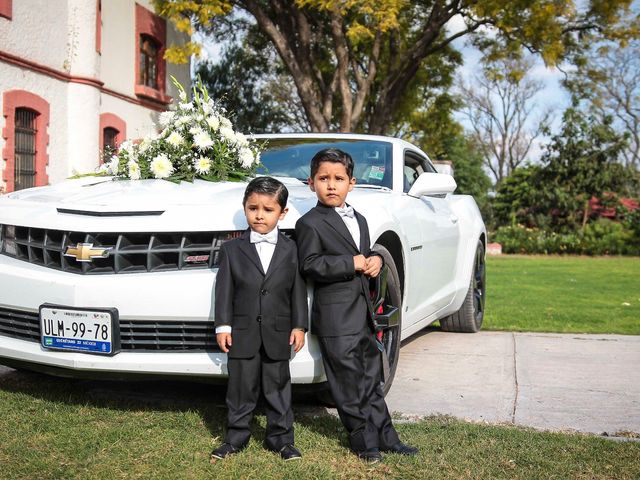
258,138 -> 393,188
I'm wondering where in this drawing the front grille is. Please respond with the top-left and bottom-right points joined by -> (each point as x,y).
0,307 -> 220,352
119,320 -> 217,351
0,225 -> 251,274
0,307 -> 40,342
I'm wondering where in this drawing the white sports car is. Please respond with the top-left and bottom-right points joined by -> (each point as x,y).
0,133 -> 486,393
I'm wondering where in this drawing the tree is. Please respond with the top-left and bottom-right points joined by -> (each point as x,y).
458,55 -> 552,184
565,40 -> 640,168
446,135 -> 493,222
539,103 -> 637,229
153,0 -> 638,134
195,28 -> 308,132
493,100 -> 639,231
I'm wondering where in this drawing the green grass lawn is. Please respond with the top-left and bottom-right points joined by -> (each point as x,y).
484,255 -> 640,335
0,371 -> 638,480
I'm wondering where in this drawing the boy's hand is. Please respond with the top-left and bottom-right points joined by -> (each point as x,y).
290,329 -> 305,353
364,255 -> 382,277
216,332 -> 232,353
353,254 -> 367,272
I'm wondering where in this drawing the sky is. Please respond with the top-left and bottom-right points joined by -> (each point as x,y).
447,14 -> 572,163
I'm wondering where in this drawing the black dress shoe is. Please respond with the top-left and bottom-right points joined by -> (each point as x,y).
382,442 -> 419,456
357,448 -> 382,464
210,442 -> 244,460
276,444 -> 302,461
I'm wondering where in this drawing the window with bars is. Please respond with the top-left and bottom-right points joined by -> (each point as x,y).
139,34 -> 159,89
14,108 -> 37,191
103,127 -> 119,153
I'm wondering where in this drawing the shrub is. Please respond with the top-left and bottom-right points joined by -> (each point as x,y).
493,220 -> 639,255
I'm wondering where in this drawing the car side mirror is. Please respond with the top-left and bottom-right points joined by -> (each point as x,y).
407,172 -> 457,197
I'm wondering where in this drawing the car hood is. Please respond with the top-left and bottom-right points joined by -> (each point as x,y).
0,177 -> 388,232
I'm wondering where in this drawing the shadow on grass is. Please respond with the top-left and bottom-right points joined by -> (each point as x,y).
0,366 -> 345,447
0,325 -> 444,451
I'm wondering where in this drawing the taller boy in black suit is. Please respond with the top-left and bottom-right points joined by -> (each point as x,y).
295,148 -> 418,463
211,176 -> 308,462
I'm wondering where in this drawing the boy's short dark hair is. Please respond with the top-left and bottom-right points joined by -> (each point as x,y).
243,176 -> 289,209
310,148 -> 354,179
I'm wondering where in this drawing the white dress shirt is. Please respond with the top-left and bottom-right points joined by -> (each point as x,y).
335,205 -> 361,249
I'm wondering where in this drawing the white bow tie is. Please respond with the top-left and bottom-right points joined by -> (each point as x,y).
335,205 -> 355,219
250,229 -> 278,245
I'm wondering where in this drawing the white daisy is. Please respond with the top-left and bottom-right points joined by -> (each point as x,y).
220,127 -> 236,143
119,140 -> 134,153
220,116 -> 233,129
193,131 -> 214,151
175,116 -> 191,127
167,131 -> 184,147
138,136 -> 154,153
107,156 -> 120,175
128,160 -> 141,180
194,155 -> 211,174
158,111 -> 175,127
239,147 -> 254,168
150,153 -> 174,179
206,115 -> 220,131
235,132 -> 249,147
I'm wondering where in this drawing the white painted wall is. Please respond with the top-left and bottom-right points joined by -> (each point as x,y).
100,0 -> 137,96
0,1 -> 69,71
66,0 -> 100,77
0,0 -> 191,189
0,64 -> 70,186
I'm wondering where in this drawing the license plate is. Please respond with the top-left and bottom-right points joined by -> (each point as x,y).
40,305 -> 118,355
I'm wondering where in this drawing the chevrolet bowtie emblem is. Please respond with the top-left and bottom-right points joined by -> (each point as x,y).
64,243 -> 112,262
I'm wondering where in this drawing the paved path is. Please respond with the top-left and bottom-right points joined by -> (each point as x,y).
386,330 -> 640,436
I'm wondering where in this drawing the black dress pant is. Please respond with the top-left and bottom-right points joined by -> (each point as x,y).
224,348 -> 294,450
319,329 -> 400,453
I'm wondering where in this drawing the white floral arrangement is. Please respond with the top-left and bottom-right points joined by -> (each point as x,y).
99,77 -> 262,183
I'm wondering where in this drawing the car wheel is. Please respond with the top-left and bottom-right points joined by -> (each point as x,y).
370,244 -> 402,396
440,240 -> 486,333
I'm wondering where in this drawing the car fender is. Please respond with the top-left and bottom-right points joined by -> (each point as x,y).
444,194 -> 487,315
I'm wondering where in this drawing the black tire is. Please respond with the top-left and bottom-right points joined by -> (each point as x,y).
440,240 -> 485,333
370,244 -> 402,396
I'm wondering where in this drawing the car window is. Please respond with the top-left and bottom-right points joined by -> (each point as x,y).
258,139 -> 393,188
403,157 -> 425,193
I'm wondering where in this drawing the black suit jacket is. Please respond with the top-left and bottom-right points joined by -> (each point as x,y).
295,202 -> 379,337
214,229 -> 308,360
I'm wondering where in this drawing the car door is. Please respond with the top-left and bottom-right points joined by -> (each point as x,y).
402,151 -> 459,321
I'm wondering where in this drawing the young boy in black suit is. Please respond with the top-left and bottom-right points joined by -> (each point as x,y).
211,176 -> 308,462
295,148 -> 418,463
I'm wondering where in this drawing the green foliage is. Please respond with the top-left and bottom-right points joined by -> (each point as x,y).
564,40 -> 640,167
196,39 -> 303,133
493,166 -> 545,228
492,102 -> 640,234
153,0 -> 639,134
493,220 -> 639,255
